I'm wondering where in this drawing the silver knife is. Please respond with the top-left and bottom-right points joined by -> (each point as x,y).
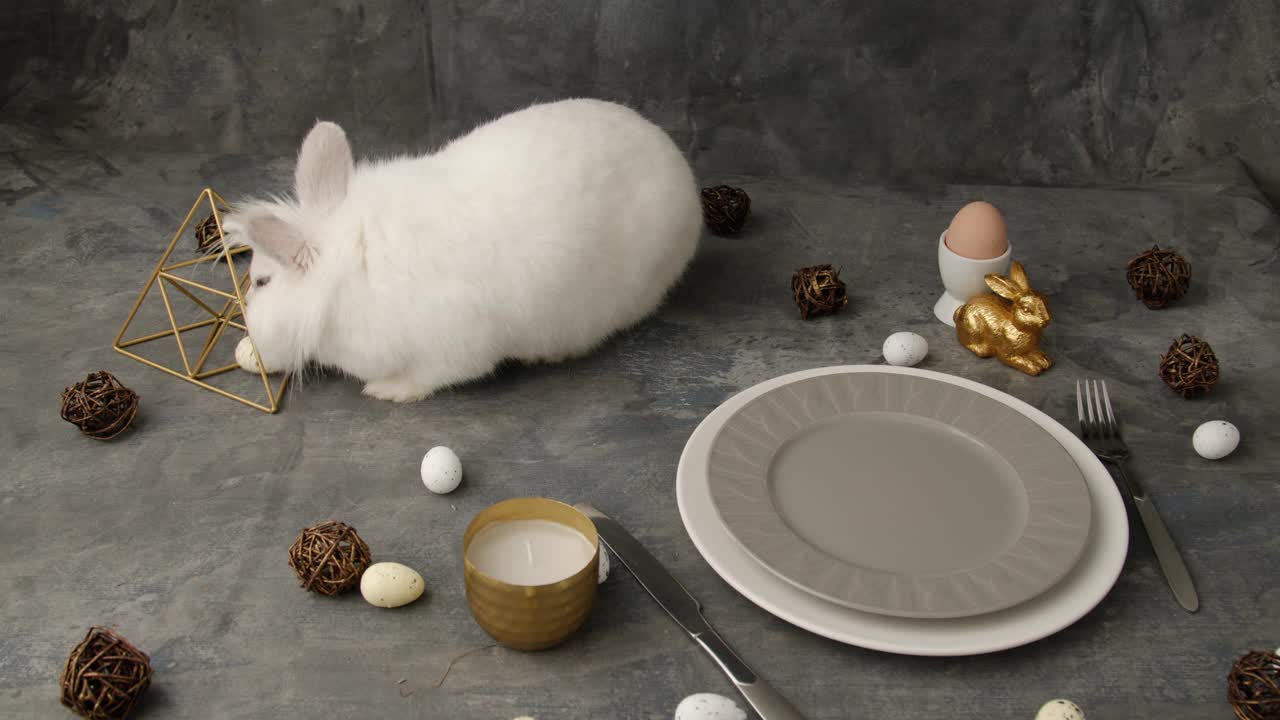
575,504 -> 806,720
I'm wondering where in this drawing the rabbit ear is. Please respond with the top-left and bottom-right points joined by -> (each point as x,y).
295,121 -> 353,213
986,273 -> 1021,300
1008,260 -> 1030,290
247,214 -> 314,271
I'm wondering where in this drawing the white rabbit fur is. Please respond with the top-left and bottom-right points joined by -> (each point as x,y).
222,98 -> 702,402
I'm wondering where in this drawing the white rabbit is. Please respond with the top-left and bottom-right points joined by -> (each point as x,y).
222,98 -> 702,402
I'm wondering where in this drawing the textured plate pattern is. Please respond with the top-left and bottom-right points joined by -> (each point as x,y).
707,371 -> 1092,618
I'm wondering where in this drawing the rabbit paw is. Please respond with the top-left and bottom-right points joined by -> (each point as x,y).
1030,350 -> 1053,371
1004,353 -> 1050,376
362,377 -> 432,403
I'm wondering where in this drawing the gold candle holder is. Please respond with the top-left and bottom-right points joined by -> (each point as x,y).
463,498 -> 599,651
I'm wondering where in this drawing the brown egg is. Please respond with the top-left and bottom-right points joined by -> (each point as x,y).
946,201 -> 1009,259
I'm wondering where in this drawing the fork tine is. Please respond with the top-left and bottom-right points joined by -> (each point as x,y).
1090,380 -> 1106,436
1100,380 -> 1118,432
1083,380 -> 1096,426
1095,381 -> 1116,438
1075,380 -> 1085,429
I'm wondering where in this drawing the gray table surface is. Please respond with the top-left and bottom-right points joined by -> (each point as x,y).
2,144 -> 1277,720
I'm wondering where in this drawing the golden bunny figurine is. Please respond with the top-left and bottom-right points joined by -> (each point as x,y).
954,260 -> 1053,376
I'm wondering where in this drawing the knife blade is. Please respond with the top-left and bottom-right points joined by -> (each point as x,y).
575,504 -> 807,720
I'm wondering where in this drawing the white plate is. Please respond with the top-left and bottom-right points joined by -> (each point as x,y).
677,365 -> 1129,656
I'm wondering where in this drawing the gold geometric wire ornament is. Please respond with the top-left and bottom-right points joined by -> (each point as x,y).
113,188 -> 290,413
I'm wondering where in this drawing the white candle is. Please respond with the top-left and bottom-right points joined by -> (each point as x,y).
467,519 -> 596,586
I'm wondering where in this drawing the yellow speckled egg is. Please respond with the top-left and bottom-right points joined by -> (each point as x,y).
1035,699 -> 1085,720
235,336 -> 263,373
359,562 -> 425,608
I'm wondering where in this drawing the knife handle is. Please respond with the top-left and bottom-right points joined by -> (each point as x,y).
695,630 -> 807,720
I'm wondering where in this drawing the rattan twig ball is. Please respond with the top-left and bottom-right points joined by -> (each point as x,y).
1126,245 -> 1191,308
60,626 -> 153,720
1159,334 -> 1220,398
60,371 -> 139,441
193,212 -> 233,262
194,213 -> 221,253
700,185 -> 751,236
1228,650 -> 1280,720
288,520 -> 373,595
791,264 -> 849,320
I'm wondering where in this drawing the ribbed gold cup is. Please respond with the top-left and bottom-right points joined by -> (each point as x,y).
463,498 -> 599,651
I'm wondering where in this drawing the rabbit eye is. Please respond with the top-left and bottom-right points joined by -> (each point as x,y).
254,276 -> 271,289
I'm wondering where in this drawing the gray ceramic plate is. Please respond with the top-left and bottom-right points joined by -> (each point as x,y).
706,370 -> 1093,619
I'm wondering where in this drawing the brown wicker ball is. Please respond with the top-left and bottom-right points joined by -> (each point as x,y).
1228,650 -> 1280,720
791,264 -> 849,320
288,520 -> 372,595
1159,334 -> 1220,398
60,371 -> 139,441
194,213 -> 220,253
1126,245 -> 1191,308
700,185 -> 751,236
60,626 -> 153,720
194,212 -> 234,262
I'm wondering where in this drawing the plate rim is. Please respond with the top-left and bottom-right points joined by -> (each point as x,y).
705,371 -> 1094,618
677,364 -> 1129,656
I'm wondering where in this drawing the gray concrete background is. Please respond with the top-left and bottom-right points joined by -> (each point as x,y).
3,145 -> 1278,719
2,2 -> 1279,719
3,1 -> 1280,193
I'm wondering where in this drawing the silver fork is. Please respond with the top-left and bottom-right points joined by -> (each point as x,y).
1076,380 -> 1199,612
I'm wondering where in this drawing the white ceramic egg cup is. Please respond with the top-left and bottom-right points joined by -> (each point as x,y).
933,229 -> 1012,326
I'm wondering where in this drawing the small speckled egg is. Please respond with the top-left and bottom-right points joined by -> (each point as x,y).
675,693 -> 747,720
235,336 -> 266,373
598,547 -> 611,584
420,446 -> 463,494
1034,699 -> 1085,720
1193,420 -> 1239,460
882,331 -> 929,367
359,562 -> 425,608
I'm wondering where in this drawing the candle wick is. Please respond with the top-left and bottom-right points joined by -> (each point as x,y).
525,539 -> 534,566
